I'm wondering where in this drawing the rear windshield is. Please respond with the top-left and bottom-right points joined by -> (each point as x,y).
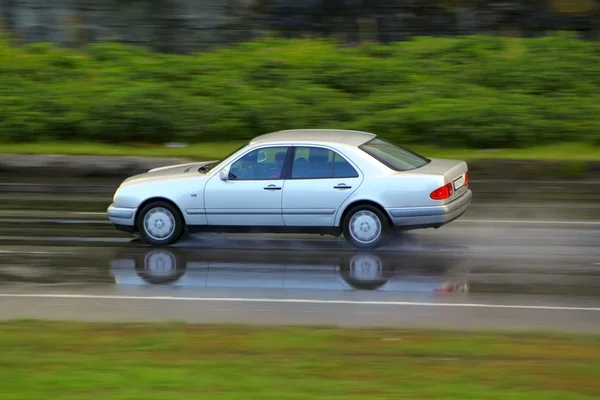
359,138 -> 430,171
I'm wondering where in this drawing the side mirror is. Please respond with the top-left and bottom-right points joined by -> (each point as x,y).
219,167 -> 229,181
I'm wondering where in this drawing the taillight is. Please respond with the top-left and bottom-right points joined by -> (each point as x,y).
465,171 -> 469,186
430,183 -> 453,200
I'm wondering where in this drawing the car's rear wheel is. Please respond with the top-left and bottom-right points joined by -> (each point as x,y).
342,204 -> 390,249
136,201 -> 184,246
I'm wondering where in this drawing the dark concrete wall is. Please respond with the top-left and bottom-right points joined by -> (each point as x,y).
1,1 -> 599,52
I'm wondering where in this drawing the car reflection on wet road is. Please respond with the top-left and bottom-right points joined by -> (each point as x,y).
110,247 -> 469,292
0,210 -> 599,332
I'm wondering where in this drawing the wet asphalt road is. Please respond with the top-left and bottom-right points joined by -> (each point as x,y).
0,212 -> 599,332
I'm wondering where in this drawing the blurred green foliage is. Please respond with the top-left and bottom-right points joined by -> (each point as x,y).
1,32 -> 599,148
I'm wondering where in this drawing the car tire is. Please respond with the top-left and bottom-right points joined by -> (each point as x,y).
342,204 -> 390,249
136,201 -> 185,246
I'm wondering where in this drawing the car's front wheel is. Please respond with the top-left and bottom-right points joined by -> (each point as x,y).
342,204 -> 390,249
136,201 -> 184,246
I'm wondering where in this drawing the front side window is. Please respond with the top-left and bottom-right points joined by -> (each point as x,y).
291,147 -> 359,179
228,146 -> 289,180
359,138 -> 429,171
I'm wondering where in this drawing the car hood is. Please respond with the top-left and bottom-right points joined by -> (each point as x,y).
121,160 -> 219,185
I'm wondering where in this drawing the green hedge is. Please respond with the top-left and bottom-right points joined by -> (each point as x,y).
1,33 -> 599,147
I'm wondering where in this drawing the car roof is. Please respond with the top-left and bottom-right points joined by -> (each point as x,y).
249,129 -> 376,147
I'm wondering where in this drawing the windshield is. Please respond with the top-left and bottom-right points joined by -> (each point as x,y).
200,142 -> 248,173
359,138 -> 430,171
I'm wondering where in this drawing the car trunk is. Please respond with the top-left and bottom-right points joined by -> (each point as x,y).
406,158 -> 469,204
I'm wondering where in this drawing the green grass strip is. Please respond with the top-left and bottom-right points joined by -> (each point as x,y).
1,321 -> 599,399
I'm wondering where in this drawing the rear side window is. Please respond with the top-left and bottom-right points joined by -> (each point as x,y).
291,147 -> 359,179
333,153 -> 359,178
359,138 -> 429,171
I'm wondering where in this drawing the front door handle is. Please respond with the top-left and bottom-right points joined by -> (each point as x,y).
264,184 -> 282,191
334,183 -> 352,189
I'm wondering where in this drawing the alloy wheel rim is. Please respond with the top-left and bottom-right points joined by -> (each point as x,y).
143,207 -> 176,241
349,210 -> 382,244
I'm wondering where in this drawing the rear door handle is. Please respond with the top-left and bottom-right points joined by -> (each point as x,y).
264,184 -> 282,190
334,184 -> 352,189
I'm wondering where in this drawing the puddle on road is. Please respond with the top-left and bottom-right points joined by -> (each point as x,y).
0,244 -> 599,297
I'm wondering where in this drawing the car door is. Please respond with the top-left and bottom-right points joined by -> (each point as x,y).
282,146 -> 363,227
204,145 -> 291,226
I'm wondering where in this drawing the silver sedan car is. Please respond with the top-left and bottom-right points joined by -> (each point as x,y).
107,129 -> 472,249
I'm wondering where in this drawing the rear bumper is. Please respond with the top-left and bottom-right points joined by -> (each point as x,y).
107,204 -> 137,233
386,189 -> 472,230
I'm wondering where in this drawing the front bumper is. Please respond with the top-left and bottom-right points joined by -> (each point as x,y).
107,204 -> 137,233
387,189 -> 472,230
